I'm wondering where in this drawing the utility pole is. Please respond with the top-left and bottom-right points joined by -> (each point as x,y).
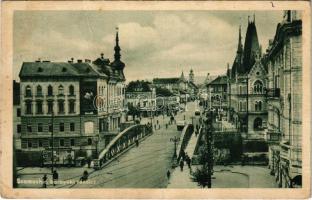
170,136 -> 180,158
51,111 -> 54,186
204,110 -> 214,188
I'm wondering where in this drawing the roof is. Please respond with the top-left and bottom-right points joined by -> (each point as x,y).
207,76 -> 227,85
155,87 -> 174,97
188,81 -> 198,89
153,78 -> 181,84
19,61 -> 98,78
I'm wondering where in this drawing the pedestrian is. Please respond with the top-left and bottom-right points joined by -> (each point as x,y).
166,123 -> 168,129
135,139 -> 139,147
166,170 -> 171,180
179,159 -> 184,171
52,170 -> 59,186
87,157 -> 91,168
42,174 -> 48,188
80,170 -> 89,182
186,157 -> 191,169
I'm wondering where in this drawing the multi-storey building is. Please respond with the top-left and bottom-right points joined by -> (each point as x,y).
265,11 -> 302,188
228,17 -> 268,140
207,75 -> 228,114
125,80 -> 156,117
18,29 -> 126,165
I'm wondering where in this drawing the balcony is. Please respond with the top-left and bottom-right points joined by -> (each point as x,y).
266,88 -> 280,98
266,130 -> 281,143
46,95 -> 55,100
68,94 -> 76,100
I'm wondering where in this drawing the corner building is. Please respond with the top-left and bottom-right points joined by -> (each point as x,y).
18,29 -> 126,166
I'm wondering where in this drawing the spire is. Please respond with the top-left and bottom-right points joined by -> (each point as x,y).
114,27 -> 121,61
253,13 -> 256,23
189,69 -> 194,83
180,71 -> 185,80
237,25 -> 243,53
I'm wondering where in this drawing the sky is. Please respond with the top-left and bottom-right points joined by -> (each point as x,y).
13,10 -> 284,83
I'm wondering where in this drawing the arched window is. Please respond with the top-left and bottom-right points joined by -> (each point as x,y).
253,80 -> 263,94
36,85 -> 42,96
25,85 -> 32,97
58,85 -> 64,95
254,117 -> 263,130
69,85 -> 74,96
48,85 -> 53,96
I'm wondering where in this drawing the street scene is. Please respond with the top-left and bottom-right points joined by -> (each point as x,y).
12,10 -> 302,189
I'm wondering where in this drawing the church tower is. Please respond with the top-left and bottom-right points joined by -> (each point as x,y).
242,15 -> 260,73
189,69 -> 194,83
111,27 -> 125,71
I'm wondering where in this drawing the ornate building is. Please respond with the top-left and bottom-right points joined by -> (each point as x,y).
228,17 -> 268,140
18,29 -> 126,166
265,11 -> 302,188
207,75 -> 228,115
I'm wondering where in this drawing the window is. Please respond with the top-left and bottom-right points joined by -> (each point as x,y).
36,101 -> 43,114
36,85 -> 43,96
39,140 -> 43,147
17,124 -> 21,133
26,101 -> 32,114
49,140 -> 53,147
253,80 -> 263,94
38,123 -> 43,132
58,85 -> 64,95
17,108 -> 21,117
69,101 -> 75,113
58,101 -> 64,114
254,117 -> 263,130
70,123 -> 75,132
48,85 -> 53,96
27,141 -> 32,148
70,139 -> 75,146
69,85 -> 74,96
255,101 -> 262,111
60,139 -> 64,147
25,85 -> 32,97
49,124 -> 53,132
59,123 -> 64,132
47,101 -> 53,114
27,125 -> 32,133
88,138 -> 92,145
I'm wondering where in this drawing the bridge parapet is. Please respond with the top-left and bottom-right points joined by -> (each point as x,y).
93,124 -> 152,169
176,124 -> 194,161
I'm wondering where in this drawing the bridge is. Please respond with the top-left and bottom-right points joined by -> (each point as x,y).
93,124 -> 153,169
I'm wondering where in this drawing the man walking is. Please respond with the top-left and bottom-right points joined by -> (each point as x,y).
179,159 -> 184,171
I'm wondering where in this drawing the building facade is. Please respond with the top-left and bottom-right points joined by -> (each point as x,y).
18,29 -> 126,165
265,11 -> 302,188
207,75 -> 228,115
13,80 -> 21,149
228,18 -> 268,140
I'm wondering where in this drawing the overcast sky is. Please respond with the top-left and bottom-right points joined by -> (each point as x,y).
13,10 -> 284,82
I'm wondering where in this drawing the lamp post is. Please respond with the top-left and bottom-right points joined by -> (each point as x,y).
170,136 -> 180,158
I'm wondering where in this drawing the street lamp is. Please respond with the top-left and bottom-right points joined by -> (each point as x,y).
170,136 -> 180,158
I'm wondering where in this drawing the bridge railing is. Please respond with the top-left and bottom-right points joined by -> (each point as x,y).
176,124 -> 194,161
93,124 -> 152,169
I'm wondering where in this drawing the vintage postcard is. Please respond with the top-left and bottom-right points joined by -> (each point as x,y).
0,1 -> 311,199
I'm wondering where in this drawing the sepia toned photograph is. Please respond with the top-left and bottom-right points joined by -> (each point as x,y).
1,1 -> 311,199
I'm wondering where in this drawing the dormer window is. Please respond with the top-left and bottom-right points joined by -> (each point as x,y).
58,85 -> 64,95
62,67 -> 67,72
37,67 -> 43,72
25,85 -> 32,97
86,68 -> 90,73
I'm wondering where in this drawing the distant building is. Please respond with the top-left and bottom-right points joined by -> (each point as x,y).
265,11 -> 302,188
125,80 -> 156,118
155,87 -> 180,115
189,69 -> 195,83
228,17 -> 268,140
153,71 -> 189,103
18,29 -> 126,165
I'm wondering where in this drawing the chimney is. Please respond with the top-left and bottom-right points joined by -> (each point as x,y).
85,59 -> 91,63
77,59 -> 82,63
42,60 -> 50,63
68,60 -> 73,63
35,58 -> 41,62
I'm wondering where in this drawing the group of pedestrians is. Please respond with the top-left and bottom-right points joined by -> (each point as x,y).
179,150 -> 192,172
42,170 -> 59,188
